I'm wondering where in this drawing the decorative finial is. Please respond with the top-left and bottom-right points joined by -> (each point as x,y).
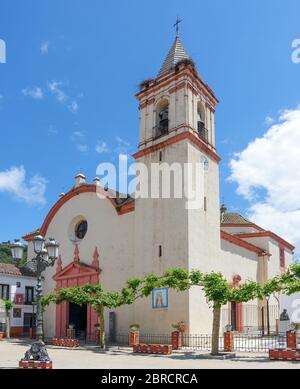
92,247 -> 100,269
74,244 -> 80,263
174,16 -> 182,36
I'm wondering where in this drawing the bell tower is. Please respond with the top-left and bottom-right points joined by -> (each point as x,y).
133,30 -> 222,334
135,34 -> 219,159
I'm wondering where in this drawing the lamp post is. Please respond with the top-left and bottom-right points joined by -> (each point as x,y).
11,235 -> 59,364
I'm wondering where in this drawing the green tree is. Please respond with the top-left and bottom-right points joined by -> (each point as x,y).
136,268 -> 263,355
3,299 -> 13,339
0,242 -> 27,264
45,282 -> 139,349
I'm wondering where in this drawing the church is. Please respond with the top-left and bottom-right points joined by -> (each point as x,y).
23,32 -> 295,340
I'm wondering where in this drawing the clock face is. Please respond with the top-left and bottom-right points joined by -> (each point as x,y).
201,156 -> 209,171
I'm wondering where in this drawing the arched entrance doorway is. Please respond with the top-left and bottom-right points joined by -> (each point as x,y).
53,246 -> 101,342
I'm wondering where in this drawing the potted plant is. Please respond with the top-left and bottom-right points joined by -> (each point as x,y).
129,324 -> 140,332
129,324 -> 140,347
225,324 -> 233,333
171,321 -> 186,333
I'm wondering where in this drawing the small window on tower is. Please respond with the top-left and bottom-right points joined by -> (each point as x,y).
159,245 -> 163,258
159,151 -> 163,162
204,197 -> 207,212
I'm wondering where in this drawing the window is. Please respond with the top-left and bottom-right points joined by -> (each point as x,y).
25,286 -> 34,304
13,308 -> 22,318
204,197 -> 207,212
159,151 -> 163,162
156,98 -> 169,137
75,220 -> 88,240
16,282 -> 21,288
159,245 -> 162,258
280,247 -> 285,269
0,284 -> 9,300
197,102 -> 208,142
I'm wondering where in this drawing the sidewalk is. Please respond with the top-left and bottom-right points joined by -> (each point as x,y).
1,339 -> 300,369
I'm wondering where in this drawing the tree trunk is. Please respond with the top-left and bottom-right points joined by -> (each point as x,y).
5,310 -> 10,339
96,305 -> 105,349
211,304 -> 221,355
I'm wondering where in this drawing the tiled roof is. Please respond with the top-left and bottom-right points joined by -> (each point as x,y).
221,212 -> 253,225
0,262 -> 36,278
158,36 -> 191,77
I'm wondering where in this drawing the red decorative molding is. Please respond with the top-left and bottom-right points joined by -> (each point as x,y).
168,81 -> 186,94
221,223 -> 265,232
137,66 -> 218,107
140,98 -> 155,110
234,232 -> 295,252
221,230 -> 268,255
23,186 -> 135,241
133,130 -> 221,163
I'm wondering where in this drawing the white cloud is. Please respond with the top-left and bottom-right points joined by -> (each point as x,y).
114,136 -> 131,155
48,81 -> 67,103
229,106 -> 300,254
0,166 -> 47,206
68,100 -> 78,113
96,141 -> 110,154
40,41 -> 49,55
70,131 -> 88,152
76,144 -> 88,153
22,86 -> 44,100
48,81 -> 79,113
264,116 -> 275,126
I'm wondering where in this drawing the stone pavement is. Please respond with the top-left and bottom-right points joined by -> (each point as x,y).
0,339 -> 300,369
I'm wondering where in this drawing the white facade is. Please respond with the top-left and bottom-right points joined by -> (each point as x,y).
23,35 -> 295,339
0,270 -> 36,336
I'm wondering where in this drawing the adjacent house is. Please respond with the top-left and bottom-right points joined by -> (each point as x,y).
0,263 -> 37,337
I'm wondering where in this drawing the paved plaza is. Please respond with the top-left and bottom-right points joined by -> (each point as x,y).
0,339 -> 300,369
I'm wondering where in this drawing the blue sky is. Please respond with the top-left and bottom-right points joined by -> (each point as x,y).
0,0 -> 300,249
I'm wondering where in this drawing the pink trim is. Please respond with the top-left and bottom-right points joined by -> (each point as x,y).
221,231 -> 267,255
22,186 -> 135,241
53,249 -> 100,341
234,232 -> 295,252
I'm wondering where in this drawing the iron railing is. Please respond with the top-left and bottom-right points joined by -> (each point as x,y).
153,120 -> 169,138
107,333 -> 289,353
198,121 -> 208,143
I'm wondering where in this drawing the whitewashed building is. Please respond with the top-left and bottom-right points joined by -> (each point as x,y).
23,34 -> 295,340
0,263 -> 37,337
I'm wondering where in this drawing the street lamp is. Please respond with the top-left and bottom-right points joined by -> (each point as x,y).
11,235 -> 59,364
10,240 -> 25,265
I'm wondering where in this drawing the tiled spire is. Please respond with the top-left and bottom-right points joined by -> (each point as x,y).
158,36 -> 191,77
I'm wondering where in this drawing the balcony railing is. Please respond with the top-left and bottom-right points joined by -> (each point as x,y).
153,119 -> 169,138
198,121 -> 208,143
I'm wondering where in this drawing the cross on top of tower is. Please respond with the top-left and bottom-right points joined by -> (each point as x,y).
174,16 -> 182,36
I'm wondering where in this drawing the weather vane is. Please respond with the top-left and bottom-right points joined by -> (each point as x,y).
174,16 -> 182,36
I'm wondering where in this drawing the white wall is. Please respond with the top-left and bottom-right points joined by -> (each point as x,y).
0,274 -> 36,327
